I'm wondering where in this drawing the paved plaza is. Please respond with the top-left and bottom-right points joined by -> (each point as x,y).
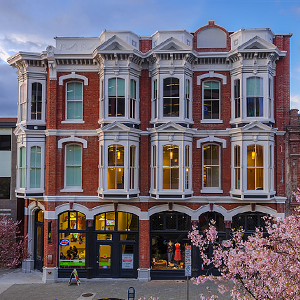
0,269 -> 231,300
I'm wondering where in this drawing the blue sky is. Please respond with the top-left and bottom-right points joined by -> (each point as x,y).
0,0 -> 299,117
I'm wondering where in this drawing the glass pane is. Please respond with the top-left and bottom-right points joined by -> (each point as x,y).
247,145 -> 256,167
108,167 -> 116,189
121,244 -> 134,269
120,234 -> 136,240
204,101 -> 211,119
130,146 -> 135,167
117,78 -> 125,97
163,168 -> 170,189
73,145 -> 82,165
109,97 -> 116,117
74,101 -> 83,119
60,212 -> 69,230
204,81 -> 211,89
257,98 -> 263,117
211,101 -> 219,119
116,145 -> 124,166
99,245 -> 111,269
211,166 -> 219,187
178,214 -> 190,231
256,168 -> 264,190
37,210 -> 44,222
78,213 -> 86,230
108,145 -> 116,166
67,82 -> 75,100
204,89 -> 211,99
170,146 -> 179,167
163,98 -> 171,117
171,168 -> 179,189
36,226 -> 42,259
97,234 -> 112,240
128,214 -> 138,231
256,145 -> 264,167
117,97 -> 125,116
247,168 -> 255,190
118,212 -> 128,231
211,145 -> 219,165
59,233 -> 86,269
106,212 -> 115,230
203,166 -> 210,187
67,101 -> 75,119
130,79 -> 136,99
151,213 -> 164,230
166,213 -> 176,230
108,78 -> 116,96
171,98 -> 179,117
203,145 -> 211,165
95,213 -> 105,231
116,167 -> 124,189
211,88 -> 219,99
74,82 -> 82,100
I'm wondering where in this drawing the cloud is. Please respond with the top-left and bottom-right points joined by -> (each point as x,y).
291,94 -> 300,110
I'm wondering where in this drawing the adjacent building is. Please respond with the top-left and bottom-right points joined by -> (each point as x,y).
7,21 -> 291,282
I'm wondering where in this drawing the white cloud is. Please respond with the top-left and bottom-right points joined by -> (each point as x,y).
291,94 -> 300,110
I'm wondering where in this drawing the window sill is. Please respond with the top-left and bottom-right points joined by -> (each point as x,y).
201,120 -> 223,124
60,188 -> 83,193
201,189 -> 223,194
61,120 -> 85,124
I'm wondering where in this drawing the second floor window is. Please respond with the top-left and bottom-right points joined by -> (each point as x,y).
247,144 -> 263,190
30,146 -> 41,188
163,78 -> 179,117
19,147 -> 26,188
20,84 -> 26,121
67,82 -> 83,120
234,79 -> 240,118
66,144 -> 82,187
234,145 -> 240,190
185,79 -> 190,119
31,82 -> 42,120
108,144 -> 124,189
247,77 -> 263,117
130,79 -> 136,119
108,78 -> 125,117
163,145 -> 179,189
203,81 -> 220,120
153,79 -> 158,119
203,144 -> 220,188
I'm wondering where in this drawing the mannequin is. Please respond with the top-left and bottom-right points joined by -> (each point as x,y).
174,242 -> 181,264
167,240 -> 174,263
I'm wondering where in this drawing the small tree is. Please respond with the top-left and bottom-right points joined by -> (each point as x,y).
189,191 -> 300,300
0,215 -> 28,269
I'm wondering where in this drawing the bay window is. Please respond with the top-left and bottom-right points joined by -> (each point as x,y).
163,78 -> 179,117
108,78 -> 125,117
247,144 -> 263,190
247,77 -> 263,117
108,144 -> 124,189
31,82 -> 42,120
163,145 -> 179,189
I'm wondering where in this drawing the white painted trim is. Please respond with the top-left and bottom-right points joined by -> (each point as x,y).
59,72 -> 88,85
61,120 -> 85,124
197,136 -> 227,148
60,188 -> 83,193
201,120 -> 223,124
58,136 -> 87,148
197,71 -> 227,85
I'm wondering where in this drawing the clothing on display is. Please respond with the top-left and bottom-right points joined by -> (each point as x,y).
174,242 -> 181,261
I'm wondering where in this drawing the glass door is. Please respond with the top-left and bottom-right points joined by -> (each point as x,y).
96,242 -> 112,277
119,239 -> 137,278
34,209 -> 44,271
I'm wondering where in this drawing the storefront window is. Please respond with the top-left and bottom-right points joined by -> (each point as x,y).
95,212 -> 116,231
150,212 -> 191,271
58,211 -> 86,269
199,212 -> 224,232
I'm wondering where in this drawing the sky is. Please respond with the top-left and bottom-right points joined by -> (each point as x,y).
0,0 -> 299,117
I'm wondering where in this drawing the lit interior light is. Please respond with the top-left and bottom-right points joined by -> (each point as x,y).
117,151 -> 121,160
170,151 -> 173,160
252,149 -> 256,160
118,168 -> 122,172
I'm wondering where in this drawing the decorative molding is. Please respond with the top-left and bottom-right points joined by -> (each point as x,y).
197,71 -> 227,85
58,72 -> 89,85
196,135 -> 227,148
58,135 -> 88,148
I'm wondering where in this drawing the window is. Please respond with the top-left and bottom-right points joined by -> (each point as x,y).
247,145 -> 263,190
67,82 -> 83,120
20,84 -> 26,121
234,145 -> 240,189
247,77 -> 263,117
30,146 -> 41,188
152,145 -> 157,190
66,144 -> 82,187
0,135 -> 11,151
99,145 -> 104,189
234,79 -> 240,118
199,212 -> 225,232
163,78 -> 179,117
185,79 -> 190,119
108,78 -> 125,117
185,145 -> 190,189
232,212 -> 266,234
203,144 -> 220,188
203,81 -> 220,119
268,78 -> 272,118
163,145 -> 179,189
0,178 -> 10,199
59,211 -> 86,269
100,80 -> 104,119
153,79 -> 158,119
19,147 -> 26,188
108,145 -> 124,189
31,82 -> 42,120
130,79 -> 136,119
129,146 -> 136,189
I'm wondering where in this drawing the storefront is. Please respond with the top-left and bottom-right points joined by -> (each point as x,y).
57,210 -> 139,279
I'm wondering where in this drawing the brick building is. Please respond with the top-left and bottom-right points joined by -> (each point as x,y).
7,21 -> 291,282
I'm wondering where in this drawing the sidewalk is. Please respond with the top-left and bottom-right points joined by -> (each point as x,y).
0,269 -> 231,300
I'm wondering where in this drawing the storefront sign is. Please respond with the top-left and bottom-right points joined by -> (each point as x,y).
185,245 -> 192,277
122,254 -> 133,269
59,239 -> 70,246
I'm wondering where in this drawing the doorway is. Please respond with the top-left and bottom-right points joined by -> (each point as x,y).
34,209 -> 44,271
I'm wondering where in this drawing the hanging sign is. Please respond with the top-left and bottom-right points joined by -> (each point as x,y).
185,245 -> 192,277
68,268 -> 80,286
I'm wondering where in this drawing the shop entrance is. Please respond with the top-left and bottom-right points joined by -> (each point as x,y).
94,212 -> 139,278
34,209 -> 44,271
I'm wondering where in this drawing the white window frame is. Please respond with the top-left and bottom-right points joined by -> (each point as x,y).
61,143 -> 83,192
19,83 -> 27,123
29,146 -> 42,189
202,80 -> 221,123
201,143 -> 222,193
64,81 -> 84,122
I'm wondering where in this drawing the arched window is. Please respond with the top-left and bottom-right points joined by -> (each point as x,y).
108,78 -> 125,117
203,144 -> 220,188
163,145 -> 179,189
58,211 -> 86,269
247,145 -> 263,190
65,144 -> 82,187
30,146 -> 41,188
199,212 -> 224,232
247,77 -> 263,117
232,212 -> 266,233
108,144 -> 124,189
163,77 -> 179,117
31,82 -> 42,120
203,81 -> 220,120
66,82 -> 83,120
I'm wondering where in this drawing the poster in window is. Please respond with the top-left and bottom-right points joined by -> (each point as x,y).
122,254 -> 133,269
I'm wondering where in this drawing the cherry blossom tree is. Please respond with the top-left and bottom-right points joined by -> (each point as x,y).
188,190 -> 300,300
0,215 -> 28,269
